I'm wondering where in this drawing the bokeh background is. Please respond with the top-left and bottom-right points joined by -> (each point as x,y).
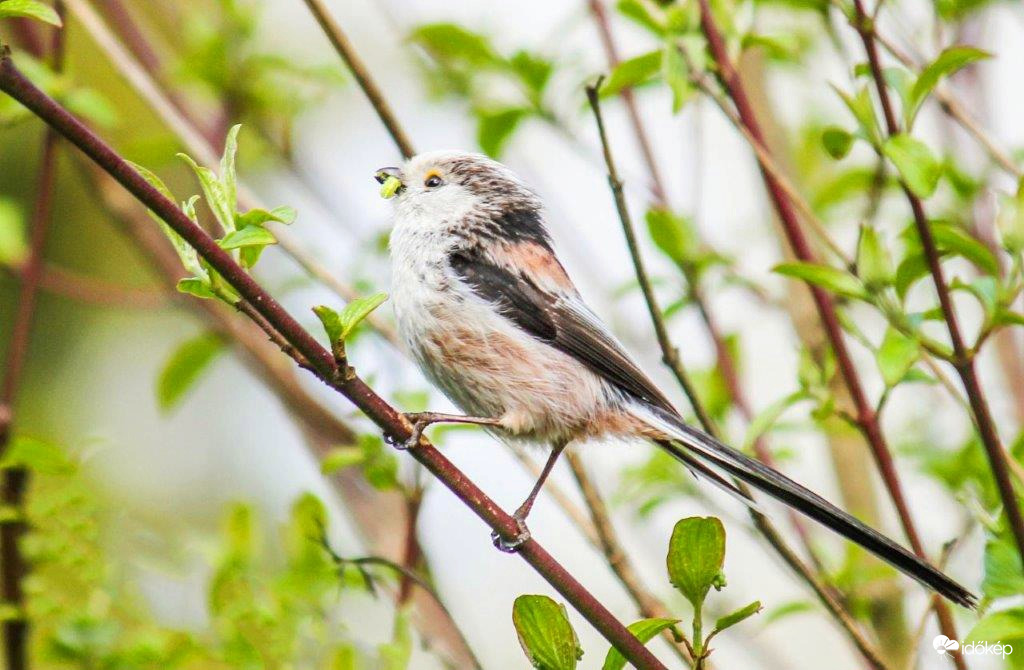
1,0 -> 1023,667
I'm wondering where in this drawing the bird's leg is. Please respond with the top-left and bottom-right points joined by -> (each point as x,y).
398,412 -> 502,450
492,439 -> 569,553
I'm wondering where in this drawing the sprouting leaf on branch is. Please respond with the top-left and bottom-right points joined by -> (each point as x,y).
927,221 -> 1000,275
666,516 -> 726,609
831,83 -> 881,146
600,50 -> 662,98
0,0 -> 62,26
616,0 -> 667,36
408,23 -> 554,157
882,134 -> 942,198
821,126 -> 854,160
156,332 -> 226,412
661,41 -> 692,113
476,107 -> 529,158
313,293 -> 387,356
512,595 -> 583,670
712,600 -> 762,634
876,327 -> 919,387
601,618 -> 679,670
907,46 -> 990,128
856,224 -> 894,288
774,262 -> 870,301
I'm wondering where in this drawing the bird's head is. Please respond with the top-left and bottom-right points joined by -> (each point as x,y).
375,151 -> 546,241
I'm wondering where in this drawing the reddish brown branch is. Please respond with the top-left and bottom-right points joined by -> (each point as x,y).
0,49 -> 668,670
849,0 -> 1024,567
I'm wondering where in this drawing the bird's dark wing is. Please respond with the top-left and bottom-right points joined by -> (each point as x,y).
449,247 -> 675,412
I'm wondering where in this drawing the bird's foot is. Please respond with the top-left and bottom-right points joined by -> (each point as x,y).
491,515 -> 531,553
396,412 -> 433,450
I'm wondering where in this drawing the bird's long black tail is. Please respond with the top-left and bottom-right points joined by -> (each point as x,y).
634,403 -> 977,608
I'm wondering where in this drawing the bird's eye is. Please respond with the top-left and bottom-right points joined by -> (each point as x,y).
424,174 -> 443,188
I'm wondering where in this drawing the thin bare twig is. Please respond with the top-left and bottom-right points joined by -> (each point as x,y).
300,0 -> 415,160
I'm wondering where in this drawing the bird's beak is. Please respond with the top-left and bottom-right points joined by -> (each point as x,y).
375,167 -> 404,199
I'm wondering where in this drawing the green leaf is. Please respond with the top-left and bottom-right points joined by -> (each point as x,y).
661,41 -> 691,113
600,50 -> 662,98
997,177 -> 1024,253
876,328 -> 919,387
930,222 -> 999,275
176,278 -> 216,300
965,607 -> 1024,644
895,253 -> 929,299
601,618 -> 680,670
762,600 -> 815,624
177,153 -> 235,234
313,305 -> 344,347
156,332 -> 225,412
831,83 -> 880,145
130,162 -> 209,281
509,50 -> 553,97
0,436 -> 73,474
773,262 -> 870,300
476,108 -> 528,158
316,293 -> 389,348
856,224 -> 894,288
646,209 -> 696,267
981,534 -> 1024,601
359,435 -> 399,490
821,126 -> 854,159
378,609 -> 413,670
908,47 -> 990,127
0,199 -> 26,266
882,134 -> 941,198
742,391 -> 808,451
713,600 -> 762,633
616,0 -> 666,36
219,124 -> 241,216
236,206 -> 296,228
666,516 -> 726,608
408,24 -> 500,66
320,447 -> 366,475
0,0 -> 62,26
512,595 -> 582,670
218,226 -> 277,250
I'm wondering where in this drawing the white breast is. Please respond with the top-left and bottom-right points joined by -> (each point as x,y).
388,215 -> 615,444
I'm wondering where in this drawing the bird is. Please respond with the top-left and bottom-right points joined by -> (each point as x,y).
375,150 -> 976,608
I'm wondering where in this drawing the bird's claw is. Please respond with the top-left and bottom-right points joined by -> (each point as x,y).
491,516 -> 531,553
397,413 -> 429,450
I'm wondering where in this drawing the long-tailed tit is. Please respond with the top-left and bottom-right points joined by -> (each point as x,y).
376,151 -> 975,608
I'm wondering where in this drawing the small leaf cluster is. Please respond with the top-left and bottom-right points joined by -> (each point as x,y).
14,439 -> 413,668
408,23 -> 555,157
511,516 -> 758,669
175,0 -> 344,150
135,124 -> 295,302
